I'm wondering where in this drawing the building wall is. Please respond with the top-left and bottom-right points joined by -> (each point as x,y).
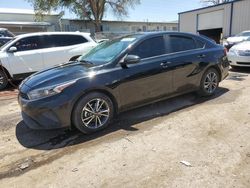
231,0 -> 250,34
179,3 -> 232,37
0,12 -> 61,34
179,0 -> 250,37
64,20 -> 178,35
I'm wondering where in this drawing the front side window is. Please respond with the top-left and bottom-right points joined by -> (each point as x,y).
12,36 -> 42,52
129,36 -> 165,59
168,35 -> 196,53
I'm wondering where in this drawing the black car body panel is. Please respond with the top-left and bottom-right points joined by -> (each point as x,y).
18,32 -> 229,130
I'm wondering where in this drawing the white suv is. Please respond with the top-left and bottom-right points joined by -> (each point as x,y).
0,32 -> 97,90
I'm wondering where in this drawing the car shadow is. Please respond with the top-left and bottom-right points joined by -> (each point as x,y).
16,87 -> 229,150
230,66 -> 250,74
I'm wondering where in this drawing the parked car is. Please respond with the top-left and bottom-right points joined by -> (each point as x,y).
18,32 -> 229,134
0,32 -> 97,90
224,30 -> 250,50
227,38 -> 250,67
0,28 -> 15,47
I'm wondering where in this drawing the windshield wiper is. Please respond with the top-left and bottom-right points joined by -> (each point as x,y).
78,59 -> 94,66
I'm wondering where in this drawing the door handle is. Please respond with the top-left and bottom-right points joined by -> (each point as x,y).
197,54 -> 206,58
160,62 -> 171,68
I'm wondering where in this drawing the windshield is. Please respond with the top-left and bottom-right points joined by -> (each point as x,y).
79,35 -> 142,66
236,32 -> 250,37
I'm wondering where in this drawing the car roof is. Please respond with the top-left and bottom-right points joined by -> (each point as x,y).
122,31 -> 208,41
15,32 -> 91,39
130,31 -> 202,38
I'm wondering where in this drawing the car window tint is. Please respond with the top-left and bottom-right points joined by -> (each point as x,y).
168,35 -> 197,53
44,35 -> 88,48
13,36 -> 43,51
130,36 -> 165,59
66,35 -> 88,45
196,39 -> 205,48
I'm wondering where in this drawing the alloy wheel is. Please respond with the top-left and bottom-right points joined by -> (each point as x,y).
0,74 -> 4,85
81,98 -> 110,129
204,72 -> 218,94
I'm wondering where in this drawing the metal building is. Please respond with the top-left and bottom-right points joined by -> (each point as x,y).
178,0 -> 250,43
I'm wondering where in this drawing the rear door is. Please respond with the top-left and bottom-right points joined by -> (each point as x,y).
165,34 -> 206,93
40,35 -> 69,68
118,35 -> 174,109
6,36 -> 44,78
41,35 -> 94,68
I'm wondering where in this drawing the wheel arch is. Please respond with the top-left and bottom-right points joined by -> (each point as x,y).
206,65 -> 222,82
0,65 -> 11,79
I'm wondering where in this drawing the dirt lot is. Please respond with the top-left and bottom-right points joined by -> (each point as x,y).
0,68 -> 250,188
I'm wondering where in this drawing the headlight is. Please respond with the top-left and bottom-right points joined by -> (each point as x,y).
27,80 -> 77,100
229,48 -> 238,56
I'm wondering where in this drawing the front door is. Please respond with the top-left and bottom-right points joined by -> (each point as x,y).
7,36 -> 44,79
118,36 -> 173,109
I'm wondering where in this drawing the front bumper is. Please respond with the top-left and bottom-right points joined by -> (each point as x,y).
18,93 -> 73,130
227,53 -> 250,67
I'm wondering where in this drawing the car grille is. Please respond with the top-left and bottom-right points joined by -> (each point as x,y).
19,92 -> 29,100
237,62 -> 250,65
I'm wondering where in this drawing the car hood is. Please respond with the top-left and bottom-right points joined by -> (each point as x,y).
231,41 -> 250,50
227,36 -> 249,43
23,62 -> 93,90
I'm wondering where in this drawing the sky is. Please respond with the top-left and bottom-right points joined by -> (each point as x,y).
0,0 -> 205,22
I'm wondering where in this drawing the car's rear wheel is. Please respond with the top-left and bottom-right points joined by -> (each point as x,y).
0,70 -> 8,90
72,92 -> 114,134
198,68 -> 219,96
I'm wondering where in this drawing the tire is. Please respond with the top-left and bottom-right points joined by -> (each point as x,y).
198,68 -> 219,97
72,92 -> 114,134
0,70 -> 8,90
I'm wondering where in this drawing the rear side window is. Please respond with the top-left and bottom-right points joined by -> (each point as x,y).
44,35 -> 88,48
130,36 -> 165,59
196,39 -> 205,48
168,35 -> 197,53
12,36 -> 43,51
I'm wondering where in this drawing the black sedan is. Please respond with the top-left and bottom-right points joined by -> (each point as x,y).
18,32 -> 229,134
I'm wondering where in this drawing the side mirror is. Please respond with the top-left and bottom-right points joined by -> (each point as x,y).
123,55 -> 140,65
8,46 -> 17,53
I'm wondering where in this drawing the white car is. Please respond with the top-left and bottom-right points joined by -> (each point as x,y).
224,31 -> 250,50
227,39 -> 250,67
0,32 -> 97,90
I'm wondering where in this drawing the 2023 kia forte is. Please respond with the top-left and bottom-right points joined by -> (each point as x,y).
18,32 -> 229,134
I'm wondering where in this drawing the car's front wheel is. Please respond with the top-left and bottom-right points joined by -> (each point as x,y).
72,92 -> 114,134
198,68 -> 219,96
0,70 -> 8,90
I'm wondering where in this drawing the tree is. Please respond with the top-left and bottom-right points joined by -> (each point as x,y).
201,0 -> 233,5
28,0 -> 140,32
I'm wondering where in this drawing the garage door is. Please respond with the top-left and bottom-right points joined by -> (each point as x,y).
198,10 -> 223,30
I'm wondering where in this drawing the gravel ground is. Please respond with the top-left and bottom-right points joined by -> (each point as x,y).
0,68 -> 250,188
